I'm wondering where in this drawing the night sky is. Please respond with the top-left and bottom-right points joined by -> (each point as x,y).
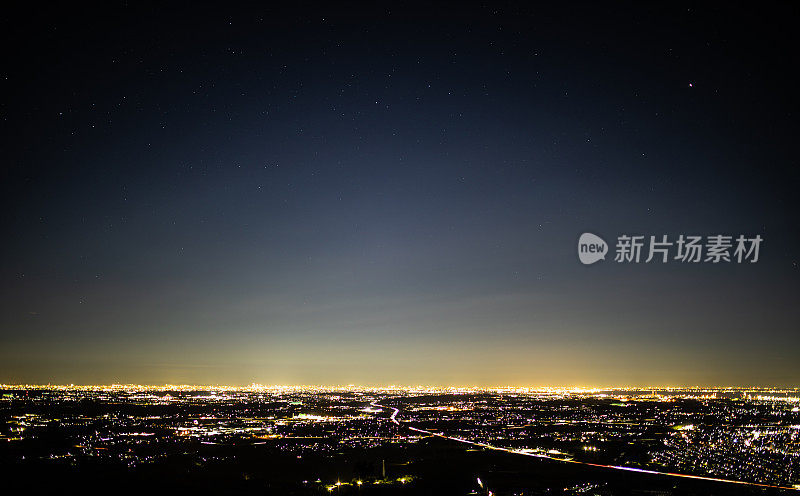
2,3 -> 799,386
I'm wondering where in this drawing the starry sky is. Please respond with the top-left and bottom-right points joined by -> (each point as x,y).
2,2 -> 799,386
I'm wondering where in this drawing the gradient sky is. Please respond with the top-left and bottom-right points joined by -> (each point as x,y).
2,3 -> 799,386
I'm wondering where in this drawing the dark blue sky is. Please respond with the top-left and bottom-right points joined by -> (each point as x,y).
2,2 -> 799,386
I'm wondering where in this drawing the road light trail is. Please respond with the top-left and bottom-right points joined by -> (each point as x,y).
371,402 -> 799,492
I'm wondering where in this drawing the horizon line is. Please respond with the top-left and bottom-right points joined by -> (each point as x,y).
2,383 -> 799,391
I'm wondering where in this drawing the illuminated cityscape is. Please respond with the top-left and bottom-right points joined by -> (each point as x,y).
1,385 -> 798,494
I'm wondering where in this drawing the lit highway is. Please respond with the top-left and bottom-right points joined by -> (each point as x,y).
372,402 -> 800,492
